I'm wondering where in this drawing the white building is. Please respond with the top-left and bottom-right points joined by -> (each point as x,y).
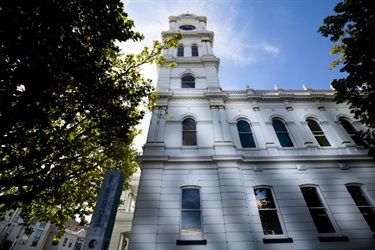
128,13 -> 375,250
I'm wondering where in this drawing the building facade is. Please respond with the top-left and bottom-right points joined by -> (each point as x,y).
128,14 -> 375,250
0,213 -> 86,250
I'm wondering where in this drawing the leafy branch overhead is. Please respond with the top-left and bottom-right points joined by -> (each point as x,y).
0,0 -> 180,231
318,0 -> 375,154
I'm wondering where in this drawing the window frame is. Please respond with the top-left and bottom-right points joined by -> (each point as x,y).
339,118 -> 366,146
31,229 -> 43,246
182,118 -> 197,146
179,186 -> 203,241
181,75 -> 195,88
345,184 -> 375,232
272,119 -> 294,147
68,239 -> 73,247
191,45 -> 199,57
300,185 -> 340,236
306,118 -> 331,147
62,238 -> 68,247
253,186 -> 289,239
236,120 -> 256,148
177,45 -> 184,57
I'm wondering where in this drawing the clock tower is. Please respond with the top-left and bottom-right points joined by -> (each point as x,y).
156,13 -> 221,92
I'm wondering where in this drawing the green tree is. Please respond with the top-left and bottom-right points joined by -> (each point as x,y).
319,0 -> 375,153
0,0 -> 180,230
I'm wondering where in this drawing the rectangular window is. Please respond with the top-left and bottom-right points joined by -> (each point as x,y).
346,185 -> 375,231
192,45 -> 198,56
31,229 -> 43,246
300,186 -> 336,233
254,187 -> 284,235
39,222 -> 47,228
181,187 -> 202,238
177,45 -> 184,57
62,237 -> 68,246
68,239 -> 73,247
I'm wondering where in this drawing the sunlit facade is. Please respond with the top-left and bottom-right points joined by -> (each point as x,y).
128,14 -> 375,250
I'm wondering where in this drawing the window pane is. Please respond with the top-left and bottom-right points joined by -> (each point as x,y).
307,119 -> 322,132
182,189 -> 200,209
272,120 -> 287,132
237,120 -> 251,132
308,208 -> 335,233
276,133 -> 294,147
346,185 -> 375,231
181,76 -> 195,88
183,119 -> 196,130
339,118 -> 366,146
307,119 -> 331,146
301,187 -> 323,207
237,121 -> 256,148
177,46 -> 184,57
346,186 -> 370,206
181,211 -> 202,236
259,210 -> 283,235
254,188 -> 276,209
62,238 -> 68,247
315,135 -> 331,147
182,119 -> 196,146
192,46 -> 198,56
340,118 -> 355,131
31,230 -> 43,246
358,207 -> 375,231
239,134 -> 256,148
183,131 -> 196,145
273,120 -> 294,147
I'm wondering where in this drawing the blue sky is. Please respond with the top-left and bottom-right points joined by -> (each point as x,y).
122,0 -> 343,91
120,0 -> 343,150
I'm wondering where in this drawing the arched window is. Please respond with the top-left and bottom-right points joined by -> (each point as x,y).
306,119 -> 331,146
300,186 -> 336,233
272,119 -> 294,147
182,118 -> 196,145
339,118 -> 366,146
177,45 -> 184,57
191,45 -> 198,56
236,120 -> 256,148
181,75 -> 195,88
253,187 -> 284,235
346,184 -> 375,231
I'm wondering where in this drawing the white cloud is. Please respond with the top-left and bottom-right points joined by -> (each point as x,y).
261,43 -> 280,55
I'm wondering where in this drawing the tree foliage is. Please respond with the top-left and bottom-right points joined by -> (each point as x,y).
319,0 -> 375,153
0,0 -> 180,230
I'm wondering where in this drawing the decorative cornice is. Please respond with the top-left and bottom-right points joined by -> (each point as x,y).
156,88 -> 336,103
